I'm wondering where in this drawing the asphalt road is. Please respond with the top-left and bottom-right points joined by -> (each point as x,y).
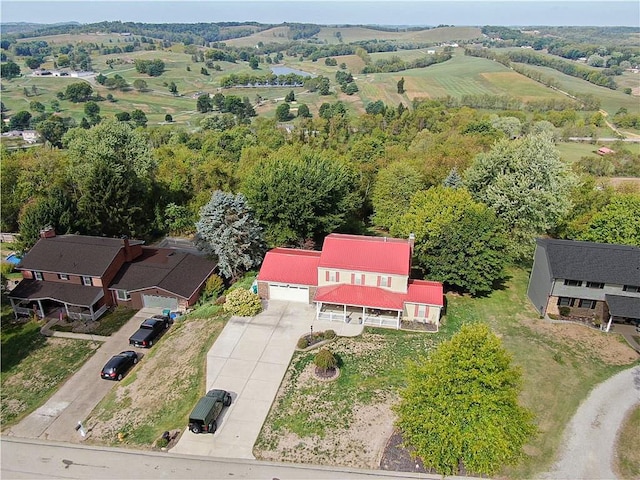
0,437 -> 441,480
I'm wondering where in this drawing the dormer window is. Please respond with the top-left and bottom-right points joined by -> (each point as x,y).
58,274 -> 69,281
82,276 -> 93,286
586,282 -> 604,289
33,271 -> 43,281
563,279 -> 582,287
623,285 -> 640,293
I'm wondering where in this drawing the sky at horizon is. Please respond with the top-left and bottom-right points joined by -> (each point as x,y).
1,1 -> 639,27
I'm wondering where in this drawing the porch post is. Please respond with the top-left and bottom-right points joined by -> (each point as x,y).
316,302 -> 321,321
65,303 -> 70,318
343,304 -> 347,323
37,299 -> 45,318
362,306 -> 365,324
396,310 -> 401,329
89,304 -> 95,321
605,315 -> 613,333
9,298 -> 18,319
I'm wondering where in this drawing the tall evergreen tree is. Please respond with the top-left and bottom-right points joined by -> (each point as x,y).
195,191 -> 266,280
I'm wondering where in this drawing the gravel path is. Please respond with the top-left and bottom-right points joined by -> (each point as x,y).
540,366 -> 640,480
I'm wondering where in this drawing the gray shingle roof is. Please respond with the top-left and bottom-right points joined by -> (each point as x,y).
18,235 -> 143,277
109,248 -> 216,299
539,238 -> 640,286
605,294 -> 640,319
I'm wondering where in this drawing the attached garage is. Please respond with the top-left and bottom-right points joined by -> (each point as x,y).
142,294 -> 178,310
268,284 -> 309,303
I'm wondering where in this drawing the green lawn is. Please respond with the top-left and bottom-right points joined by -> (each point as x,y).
255,268 -> 639,477
0,307 -> 98,428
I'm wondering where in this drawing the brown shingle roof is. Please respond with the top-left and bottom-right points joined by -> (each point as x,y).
109,248 -> 216,299
18,235 -> 142,277
9,279 -> 104,306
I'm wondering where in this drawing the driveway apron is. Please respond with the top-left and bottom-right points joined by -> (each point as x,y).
171,300 -> 363,458
6,308 -> 164,442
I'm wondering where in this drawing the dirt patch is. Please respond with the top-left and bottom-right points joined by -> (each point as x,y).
522,317 -> 638,365
85,317 -> 224,445
255,362 -> 396,469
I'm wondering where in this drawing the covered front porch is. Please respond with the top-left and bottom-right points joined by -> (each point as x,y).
315,303 -> 403,329
8,279 -> 109,321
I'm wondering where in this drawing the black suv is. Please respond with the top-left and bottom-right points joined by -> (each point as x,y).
188,389 -> 232,434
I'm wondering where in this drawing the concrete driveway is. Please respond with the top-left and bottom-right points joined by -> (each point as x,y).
6,308 -> 164,442
171,301 -> 363,459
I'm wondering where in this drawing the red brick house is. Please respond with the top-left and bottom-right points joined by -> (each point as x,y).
257,233 -> 444,329
9,230 -> 216,320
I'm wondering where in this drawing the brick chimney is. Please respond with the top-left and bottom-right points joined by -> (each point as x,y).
122,235 -> 134,262
40,226 -> 56,239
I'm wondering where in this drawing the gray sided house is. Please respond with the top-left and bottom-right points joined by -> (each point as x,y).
527,238 -> 640,331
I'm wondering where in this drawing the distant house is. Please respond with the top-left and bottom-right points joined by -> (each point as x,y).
9,230 -> 216,321
257,233 -> 444,330
21,130 -> 38,143
527,238 -> 640,331
597,147 -> 616,156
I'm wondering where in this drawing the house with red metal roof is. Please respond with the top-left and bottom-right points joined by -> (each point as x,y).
257,233 -> 444,330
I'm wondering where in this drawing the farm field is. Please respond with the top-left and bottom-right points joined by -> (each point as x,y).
510,62 -> 640,117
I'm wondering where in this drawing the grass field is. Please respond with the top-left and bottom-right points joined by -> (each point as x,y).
255,268 -> 639,477
614,404 -> 640,479
511,62 -> 640,117
0,310 -> 98,429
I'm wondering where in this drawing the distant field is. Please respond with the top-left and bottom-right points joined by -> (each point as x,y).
16,32 -> 135,44
511,62 -> 640,117
314,26 -> 482,44
225,25 -> 482,47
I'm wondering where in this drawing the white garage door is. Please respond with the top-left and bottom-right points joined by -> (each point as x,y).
269,284 -> 309,303
142,294 -> 178,310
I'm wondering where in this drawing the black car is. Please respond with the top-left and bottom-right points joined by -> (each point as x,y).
100,351 -> 139,380
128,316 -> 170,348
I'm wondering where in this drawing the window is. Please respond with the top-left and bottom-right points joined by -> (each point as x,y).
415,304 -> 428,317
33,271 -> 43,281
623,285 -> 640,293
351,274 -> 364,285
116,290 -> 130,301
586,282 -> 604,289
564,279 -> 582,287
378,276 -> 392,287
58,274 -> 69,281
557,297 -> 574,307
82,276 -> 93,286
578,299 -> 597,309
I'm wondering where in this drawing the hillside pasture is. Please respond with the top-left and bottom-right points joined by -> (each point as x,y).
511,62 -> 640,117
313,26 -> 482,44
15,32 -> 136,45
223,26 -> 292,47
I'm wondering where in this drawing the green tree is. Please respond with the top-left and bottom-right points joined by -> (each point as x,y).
1,61 -> 21,79
397,76 -> 405,94
37,114 -> 69,148
84,101 -> 101,124
168,81 -> 178,95
395,323 -> 536,476
8,110 -> 31,130
64,82 -> 93,102
371,162 -> 423,230
275,102 -> 291,122
297,103 -> 311,118
464,134 -> 575,261
133,79 -> 148,91
197,94 -> 213,113
576,193 -> 640,246
18,187 -> 77,251
195,191 -> 265,280
285,90 -> 295,102
242,146 -> 359,246
130,109 -> 148,128
249,56 -> 259,70
29,101 -> 45,113
391,187 -> 508,295
62,120 -> 156,237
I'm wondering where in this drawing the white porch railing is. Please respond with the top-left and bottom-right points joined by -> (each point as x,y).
13,306 -> 39,317
68,304 -> 109,321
